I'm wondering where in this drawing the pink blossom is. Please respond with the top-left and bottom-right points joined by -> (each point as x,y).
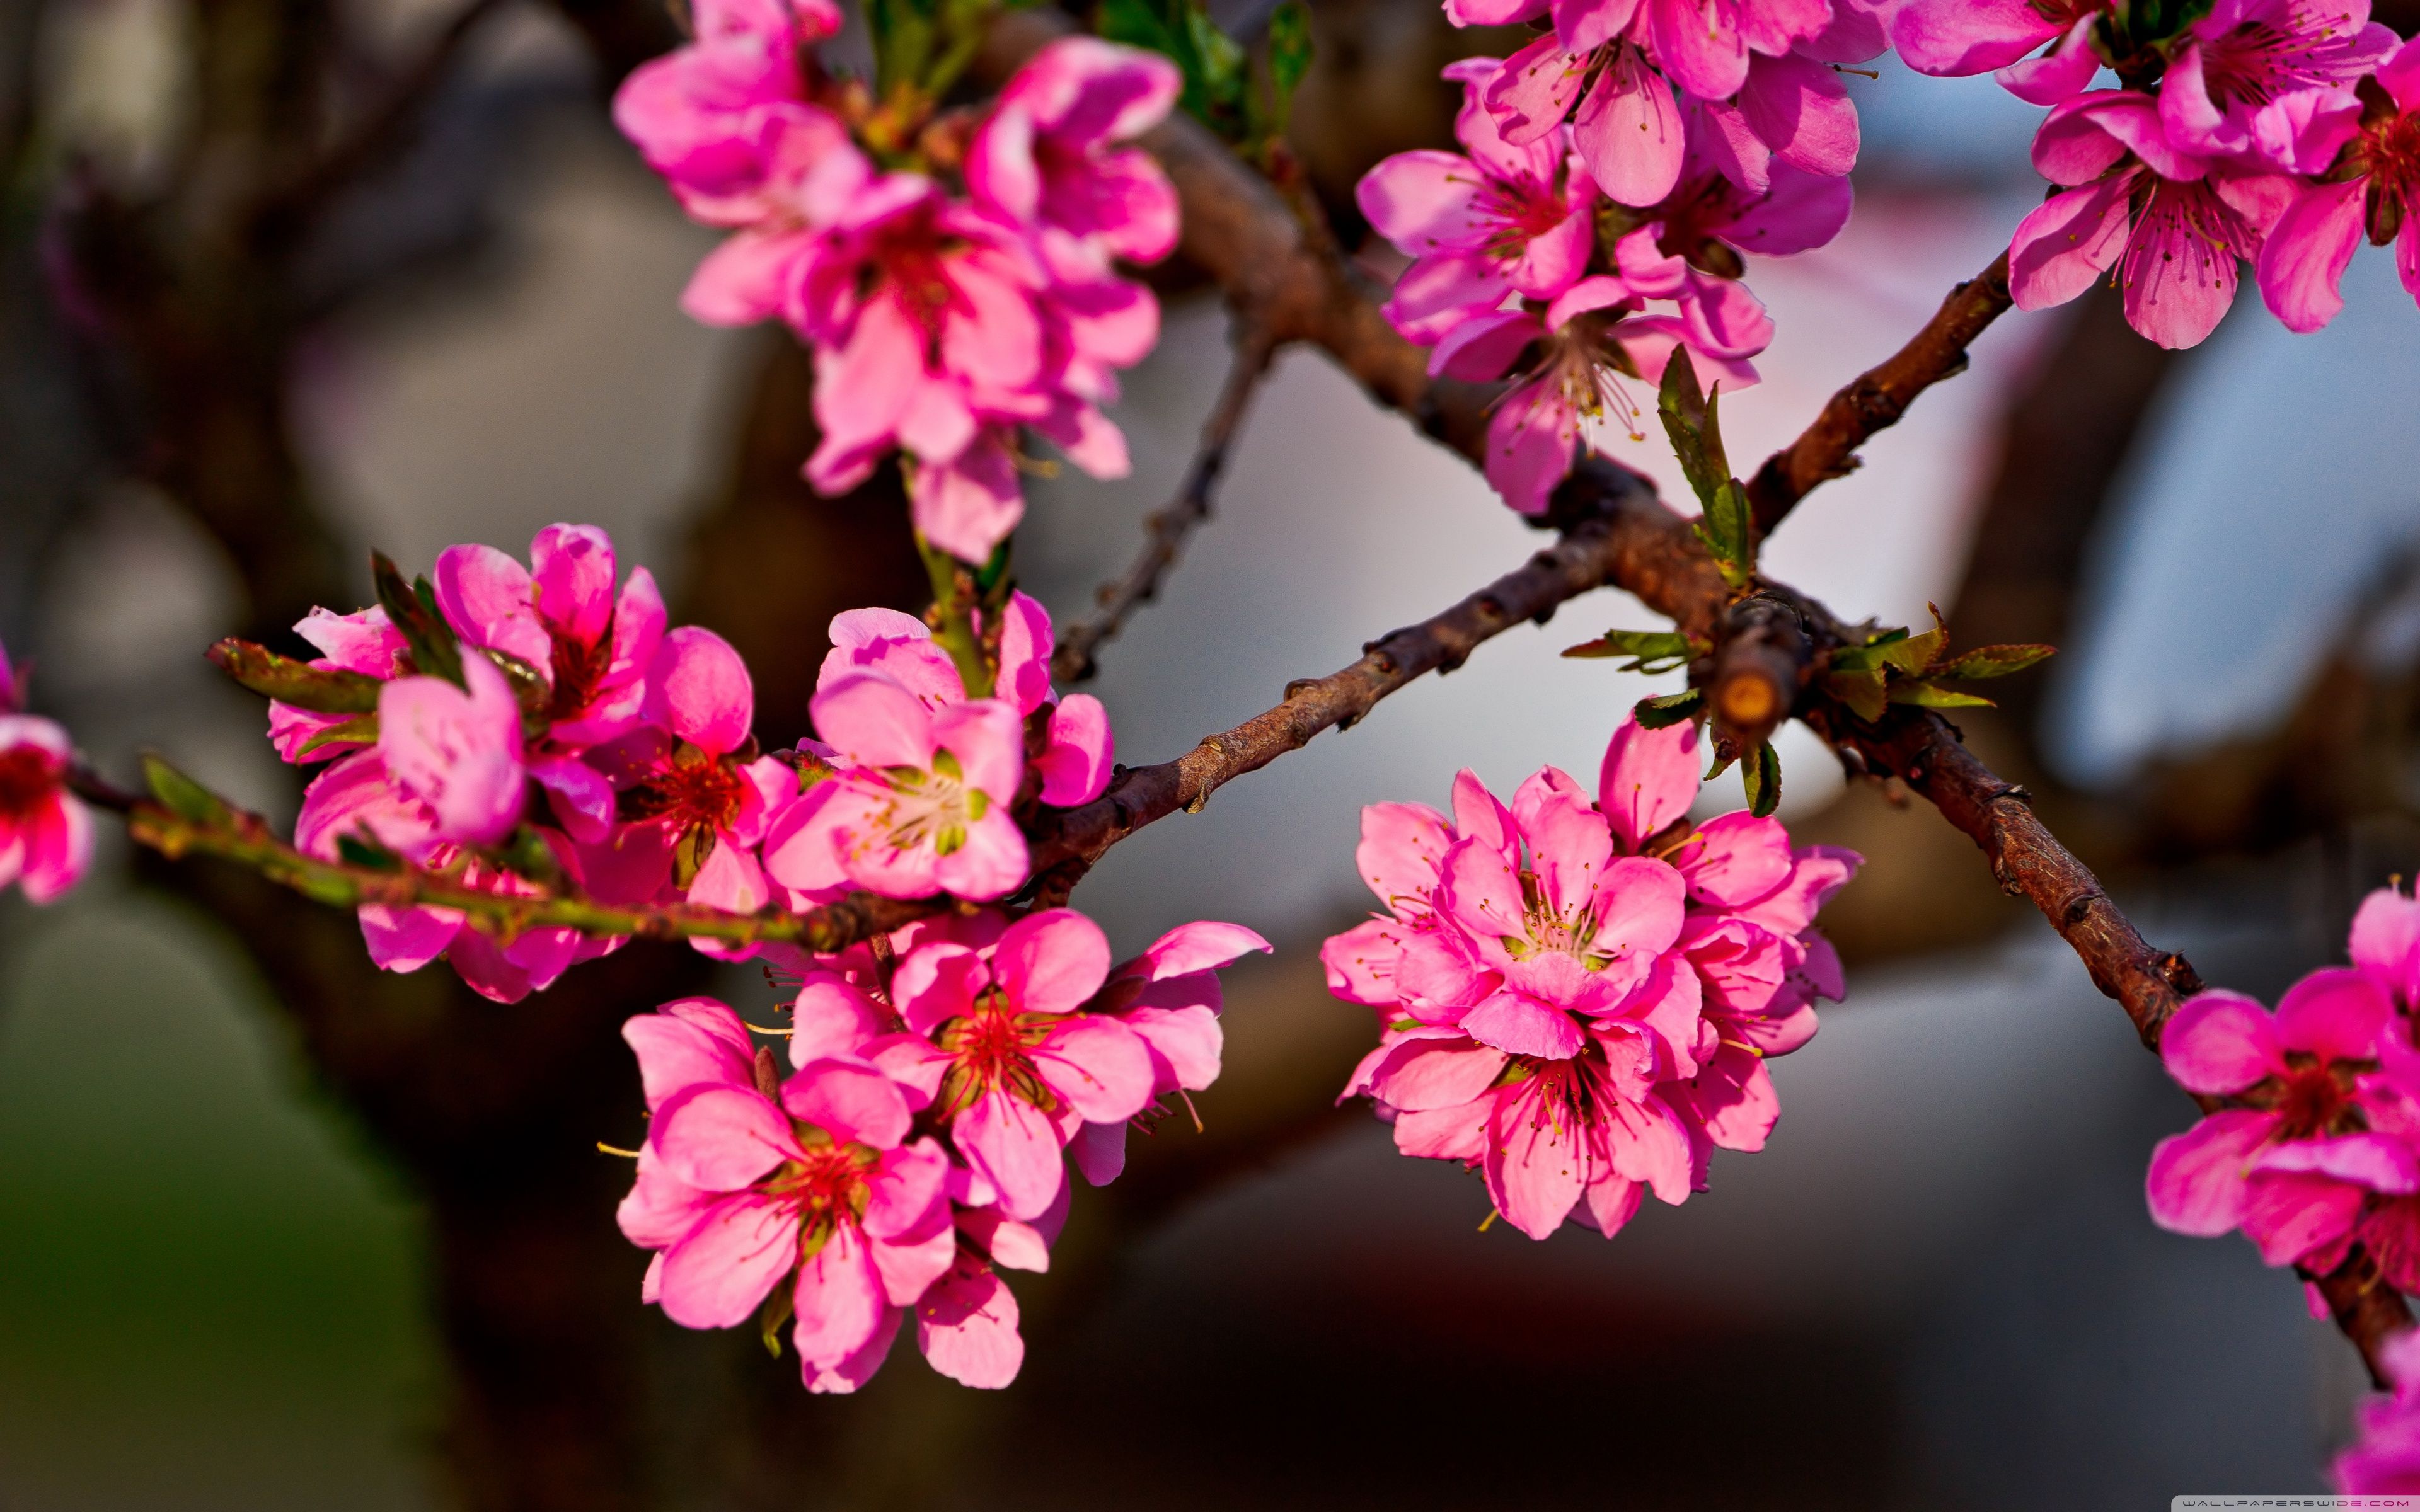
2256,36 -> 2420,331
811,593 -> 1115,806
377,653 -> 527,850
1329,712 -> 1855,1239
759,658 -> 1031,904
266,606 -> 408,764
610,0 -> 842,223
1432,271 -> 1761,514
1485,34 -> 1686,208
2355,881 -> 2420,1009
969,37 -> 1183,273
616,996 -> 957,1392
2159,0 -> 2392,171
1357,58 -> 1601,341
587,627 -> 793,922
434,523 -> 668,748
0,637 -> 22,711
2145,970 -> 2417,1266
0,712 -> 91,903
870,910 -> 1158,1220
2009,89 -> 2300,348
2337,1329 -> 2420,1492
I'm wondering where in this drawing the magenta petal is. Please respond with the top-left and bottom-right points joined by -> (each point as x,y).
2145,1109 -> 2274,1235
935,809 -> 1030,902
2253,1133 -> 2420,1194
617,1145 -> 717,1249
1461,992 -> 1587,1058
644,626 -> 754,758
2353,883 -> 2420,1005
377,658 -> 526,847
1068,1118 -> 1128,1185
1354,149 -> 1489,252
2274,966 -> 2392,1062
1571,50 -> 1685,208
781,1058 -> 913,1148
2240,1171 -> 2365,1265
624,1009 -> 754,1110
890,942 -> 988,1036
2158,990 -> 2283,1094
863,1138 -> 950,1240
658,1191 -> 797,1328
1033,1016 -> 1155,1123
1322,917 -> 1407,1006
916,1258 -> 1024,1389
652,1083 -> 805,1190
1482,375 -> 1579,515
1037,694 -> 1114,806
997,908 -> 1113,1014
792,1222 -> 885,1364
789,973 -> 887,1065
359,903 -> 462,972
1369,1035 -> 1512,1109
2009,174 -> 2133,313
2258,177 -> 2365,333
956,1087 -> 1067,1221
1599,714 -> 1698,849
1610,1091 -> 1695,1204
530,755 -> 616,843
432,544 -> 546,667
1485,1082 -> 1585,1238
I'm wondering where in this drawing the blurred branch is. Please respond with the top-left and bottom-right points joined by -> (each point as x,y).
1052,321 -> 1276,685
1744,250 -> 2014,538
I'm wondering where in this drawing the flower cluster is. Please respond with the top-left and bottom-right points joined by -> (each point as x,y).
1356,42 -> 1857,515
619,905 -> 1268,1390
1325,713 -> 1857,1237
2146,882 -> 2420,1289
266,525 -> 1114,1000
1899,0 -> 2410,346
615,8 -> 1182,562
0,638 -> 91,905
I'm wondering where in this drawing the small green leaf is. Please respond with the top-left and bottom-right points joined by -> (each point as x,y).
1741,739 -> 1781,818
491,825 -> 567,888
299,713 -> 380,757
1657,357 -> 1718,505
759,1280 -> 794,1360
1263,0 -> 1313,139
1560,628 -> 1703,673
206,639 -> 383,713
337,831 -> 404,871
1703,749 -> 1737,783
1877,627 -> 1944,676
1887,681 -> 1996,709
141,753 -> 231,827
1932,643 -> 2056,680
1633,687 -> 1704,730
371,551 -> 464,687
1824,668 -> 1889,723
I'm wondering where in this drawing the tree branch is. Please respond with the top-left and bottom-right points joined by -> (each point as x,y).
1744,250 -> 2014,537
1052,322 -> 1276,684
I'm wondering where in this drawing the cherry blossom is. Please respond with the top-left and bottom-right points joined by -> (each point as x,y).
2160,0 -> 2393,171
2257,36 -> 2420,331
0,706 -> 91,905
2338,1328 -> 2420,1491
434,524 -> 667,748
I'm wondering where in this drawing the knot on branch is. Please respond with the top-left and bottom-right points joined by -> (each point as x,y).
1707,593 -> 1812,748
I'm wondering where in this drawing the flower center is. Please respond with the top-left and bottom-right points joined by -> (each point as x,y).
870,753 -> 986,857
935,995 -> 1058,1116
763,1127 -> 878,1257
0,744 -> 59,820
2200,20 -> 2294,109
2274,1059 -> 2354,1140
1502,869 -> 1618,970
546,617 -> 614,721
861,207 -> 971,355
624,748 -> 747,835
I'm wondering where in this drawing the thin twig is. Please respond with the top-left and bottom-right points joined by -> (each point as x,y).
1743,250 -> 2015,537
1052,323 -> 1276,684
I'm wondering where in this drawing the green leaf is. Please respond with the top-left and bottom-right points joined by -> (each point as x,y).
1102,0 -> 1249,135
870,0 -> 937,95
206,639 -> 383,713
1656,357 -> 1722,507
337,830 -> 404,871
1560,628 -> 1703,673
1887,681 -> 1996,709
1876,627 -> 1944,676
371,551 -> 464,687
298,713 -> 380,757
1741,739 -> 1780,818
1824,668 -> 1889,723
1633,687 -> 1704,730
1932,643 -> 2056,680
759,1280 -> 794,1360
1263,0 -> 1313,138
141,753 -> 231,827
1703,749 -> 1737,783
1698,479 -> 1754,590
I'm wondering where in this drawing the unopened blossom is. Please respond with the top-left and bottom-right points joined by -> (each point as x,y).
811,595 -> 1114,809
2145,968 -> 2417,1264
434,523 -> 669,750
2337,1329 -> 2420,1491
2161,0 -> 2393,170
2010,89 -> 2300,347
0,707 -> 91,904
617,996 -> 959,1393
759,664 -> 1029,903
2258,36 -> 2420,331
1357,58 -> 1601,344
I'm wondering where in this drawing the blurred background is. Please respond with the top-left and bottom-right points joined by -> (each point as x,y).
4,0 -> 2420,1504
